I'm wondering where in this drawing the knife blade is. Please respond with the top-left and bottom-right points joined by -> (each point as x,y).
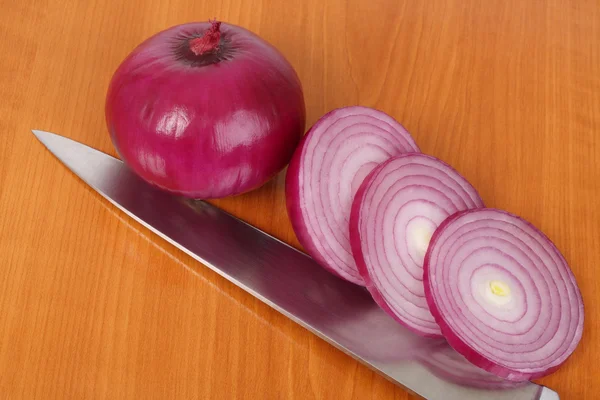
32,129 -> 559,400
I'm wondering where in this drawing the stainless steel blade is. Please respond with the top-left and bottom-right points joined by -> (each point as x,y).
32,129 -> 559,400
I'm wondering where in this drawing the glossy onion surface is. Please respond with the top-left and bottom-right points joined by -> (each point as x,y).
106,21 -> 306,198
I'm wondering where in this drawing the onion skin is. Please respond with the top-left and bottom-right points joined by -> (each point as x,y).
106,21 -> 305,199
285,106 -> 419,285
423,208 -> 584,381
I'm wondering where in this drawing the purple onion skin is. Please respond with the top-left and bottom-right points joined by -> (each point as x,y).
106,21 -> 306,199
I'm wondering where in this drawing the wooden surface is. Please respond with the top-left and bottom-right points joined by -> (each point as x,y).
0,0 -> 598,398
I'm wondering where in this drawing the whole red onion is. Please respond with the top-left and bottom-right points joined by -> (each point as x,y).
105,20 -> 306,198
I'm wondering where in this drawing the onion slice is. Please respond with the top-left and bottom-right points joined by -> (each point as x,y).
350,153 -> 484,337
285,106 -> 419,285
424,208 -> 584,381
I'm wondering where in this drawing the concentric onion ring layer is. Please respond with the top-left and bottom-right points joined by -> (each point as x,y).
351,153 -> 483,336
290,106 -> 419,284
424,209 -> 584,381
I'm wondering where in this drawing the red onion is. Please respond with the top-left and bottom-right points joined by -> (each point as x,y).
285,106 -> 419,285
424,208 -> 584,381
350,153 -> 484,337
105,20 -> 305,199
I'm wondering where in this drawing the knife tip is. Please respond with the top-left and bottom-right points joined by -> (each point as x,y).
31,129 -> 58,147
31,129 -> 48,140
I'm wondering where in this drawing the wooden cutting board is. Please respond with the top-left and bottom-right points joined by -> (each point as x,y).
0,0 -> 598,398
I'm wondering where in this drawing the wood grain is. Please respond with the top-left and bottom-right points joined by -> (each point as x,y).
0,0 -> 598,398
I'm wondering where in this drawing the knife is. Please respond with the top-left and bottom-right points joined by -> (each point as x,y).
32,129 -> 559,400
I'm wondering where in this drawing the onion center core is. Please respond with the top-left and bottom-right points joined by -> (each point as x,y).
490,280 -> 510,297
485,280 -> 512,306
406,217 -> 436,263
